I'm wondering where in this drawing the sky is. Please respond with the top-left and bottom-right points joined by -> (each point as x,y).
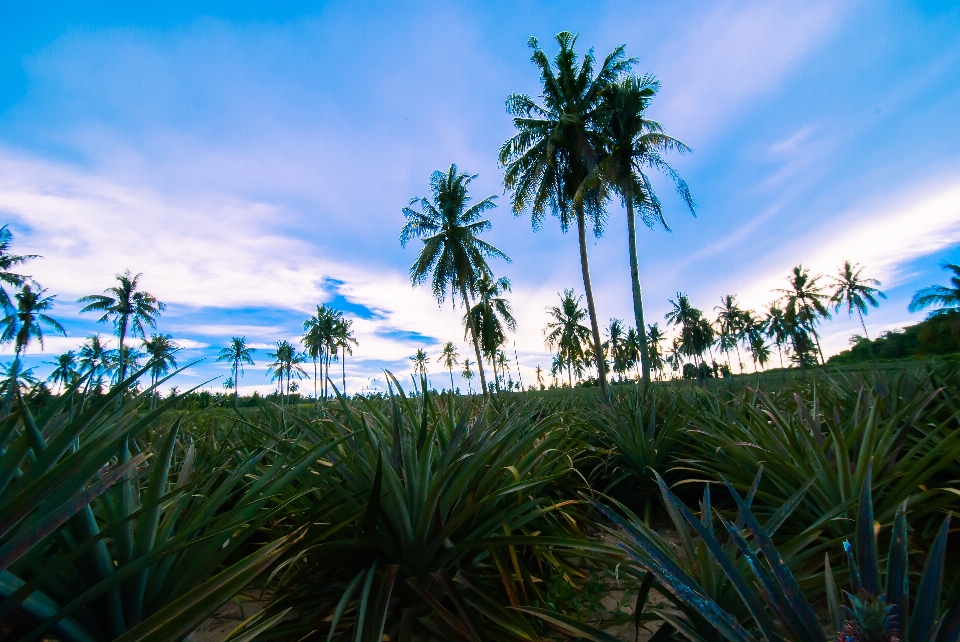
0,0 -> 959,395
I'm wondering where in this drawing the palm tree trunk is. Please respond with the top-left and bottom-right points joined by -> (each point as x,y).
625,195 -> 652,386
342,353 -> 346,395
461,286 -> 489,399
448,366 -> 454,392
313,357 -> 318,402
233,360 -> 239,409
575,206 -> 608,397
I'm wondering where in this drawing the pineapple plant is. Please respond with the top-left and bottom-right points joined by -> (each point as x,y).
835,591 -> 899,642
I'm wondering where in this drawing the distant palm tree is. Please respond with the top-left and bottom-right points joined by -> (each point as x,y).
46,350 -> 78,394
588,73 -> 695,385
605,318 -> 627,381
495,350 -> 511,390
545,289 -> 592,387
333,316 -> 358,394
438,341 -> 460,391
461,358 -> 474,394
0,225 -> 39,313
830,261 -> 886,340
1,284 -> 65,356
501,32 -> 632,397
78,271 -> 165,387
143,334 -> 178,408
534,365 -> 545,390
303,305 -> 336,400
715,295 -> 745,373
465,275 -> 516,393
217,337 -> 255,406
765,303 -> 790,371
410,349 -> 429,391
749,335 -> 771,372
78,335 -> 113,394
267,340 -> 304,406
400,165 -> 509,399
909,262 -> 960,317
646,323 -> 666,380
778,266 -> 831,366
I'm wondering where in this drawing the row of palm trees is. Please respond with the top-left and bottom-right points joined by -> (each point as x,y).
401,32 -> 696,397
538,260 -> 891,385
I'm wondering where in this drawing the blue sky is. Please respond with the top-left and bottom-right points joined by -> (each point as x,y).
1,1 -> 959,394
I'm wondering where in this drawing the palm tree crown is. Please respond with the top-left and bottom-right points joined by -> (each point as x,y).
143,333 -> 178,387
46,350 -> 78,393
400,165 -> 509,399
438,341 -> 459,391
909,262 -> 960,317
78,270 -> 165,385
0,225 -> 40,312
544,289 -> 591,387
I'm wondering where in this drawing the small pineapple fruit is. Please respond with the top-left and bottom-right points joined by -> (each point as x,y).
835,591 -> 899,642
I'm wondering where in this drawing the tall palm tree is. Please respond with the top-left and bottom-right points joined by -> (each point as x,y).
78,271 -> 165,387
143,334 -> 178,408
0,225 -> 39,313
267,340 -> 304,406
438,341 -> 460,391
217,337 -> 256,406
778,265 -> 831,365
333,316 -> 358,395
400,165 -> 509,400
765,303 -> 790,372
465,275 -> 516,394
46,350 -> 78,394
909,262 -> 960,316
534,365 -> 545,389
587,73 -> 695,385
605,318 -> 627,381
544,289 -> 591,387
500,32 -> 632,397
302,306 -> 330,400
830,261 -> 886,340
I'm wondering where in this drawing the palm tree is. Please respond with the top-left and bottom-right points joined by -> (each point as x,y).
142,334 -> 177,408
500,32 -> 632,397
646,323 -> 666,380
715,295 -> 744,373
78,335 -> 113,394
765,303 -> 790,372
534,365 -> 545,390
587,73 -> 695,385
545,289 -> 592,387
606,318 -> 627,381
495,350 -> 511,390
461,358 -> 474,394
78,271 -> 165,387
400,165 -> 509,399
333,316 -> 358,394
46,350 -> 78,394
465,275 -> 516,394
749,335 -> 771,373
0,225 -> 39,313
1,284 -> 65,356
302,306 -> 332,400
437,341 -> 460,391
778,265 -> 831,365
909,262 -> 960,316
217,337 -> 256,406
410,349 -> 429,391
830,261 -> 886,340
267,340 -> 304,406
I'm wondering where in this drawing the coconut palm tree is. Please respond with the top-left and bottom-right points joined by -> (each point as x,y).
534,365 -> 545,390
778,265 -> 831,365
715,295 -> 744,373
0,225 -> 39,313
437,341 -> 459,391
461,358 -> 474,394
465,275 -> 516,394
545,289 -> 592,387
765,303 -> 790,372
749,335 -> 771,373
333,316 -> 358,395
78,270 -> 165,387
605,318 -> 627,381
1,284 -> 65,356
400,165 -> 509,399
46,350 -> 77,394
267,340 -> 304,406
142,334 -> 178,408
830,261 -> 886,340
78,334 -> 113,394
909,262 -> 960,316
410,349 -> 429,391
646,323 -> 666,380
302,306 -> 332,400
587,73 -> 695,385
500,32 -> 632,397
217,336 -> 255,406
